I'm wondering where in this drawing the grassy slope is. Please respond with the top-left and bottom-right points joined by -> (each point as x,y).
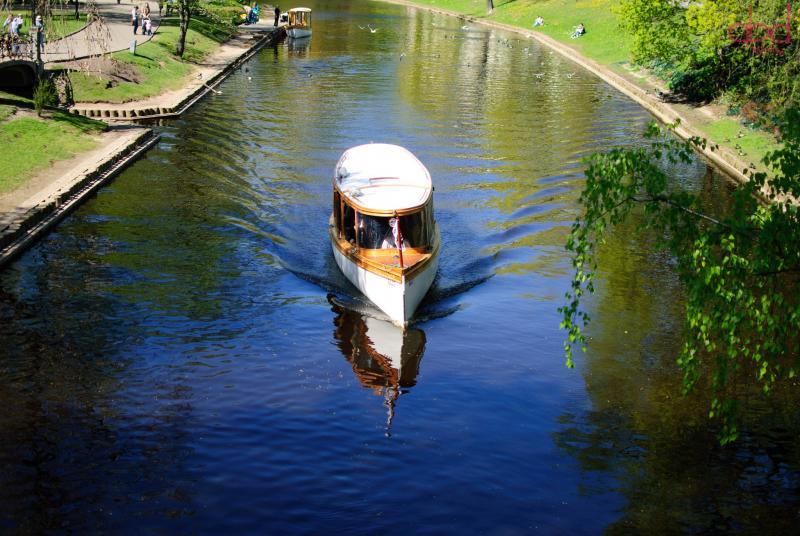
0,106 -> 107,194
407,0 -> 780,165
69,15 -> 234,104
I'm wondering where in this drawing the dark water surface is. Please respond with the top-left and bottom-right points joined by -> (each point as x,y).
2,1 -> 799,533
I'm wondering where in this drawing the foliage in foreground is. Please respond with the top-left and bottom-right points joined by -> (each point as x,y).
561,109 -> 800,444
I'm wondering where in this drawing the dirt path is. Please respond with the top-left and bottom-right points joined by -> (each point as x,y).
43,0 -> 160,63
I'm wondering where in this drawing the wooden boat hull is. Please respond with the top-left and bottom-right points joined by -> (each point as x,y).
287,28 -> 312,38
330,225 -> 439,327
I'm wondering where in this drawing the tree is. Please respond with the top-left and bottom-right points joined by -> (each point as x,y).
175,0 -> 198,58
618,0 -> 799,111
561,109 -> 800,444
486,0 -> 493,15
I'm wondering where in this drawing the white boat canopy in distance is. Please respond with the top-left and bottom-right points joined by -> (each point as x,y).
334,144 -> 432,213
288,7 -> 312,12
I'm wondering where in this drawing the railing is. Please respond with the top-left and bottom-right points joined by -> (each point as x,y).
0,35 -> 35,62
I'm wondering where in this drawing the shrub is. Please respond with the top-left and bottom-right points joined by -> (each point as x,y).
32,78 -> 58,117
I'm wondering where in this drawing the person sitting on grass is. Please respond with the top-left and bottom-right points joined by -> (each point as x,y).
570,23 -> 585,38
533,16 -> 544,27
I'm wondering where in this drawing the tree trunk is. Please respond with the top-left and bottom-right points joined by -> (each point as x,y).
176,1 -> 191,57
486,0 -> 493,14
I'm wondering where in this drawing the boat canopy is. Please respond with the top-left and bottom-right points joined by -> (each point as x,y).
288,7 -> 312,13
334,144 -> 432,215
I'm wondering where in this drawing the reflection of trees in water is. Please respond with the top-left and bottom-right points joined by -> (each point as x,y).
0,266 -> 197,531
554,203 -> 800,532
330,299 -> 425,434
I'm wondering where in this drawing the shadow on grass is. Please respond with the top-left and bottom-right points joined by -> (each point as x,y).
49,110 -> 107,133
0,92 -> 33,107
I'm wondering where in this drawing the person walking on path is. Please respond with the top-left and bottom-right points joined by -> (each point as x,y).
131,6 -> 139,35
35,15 -> 44,48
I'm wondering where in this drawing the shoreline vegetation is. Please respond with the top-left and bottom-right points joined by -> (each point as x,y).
382,0 -> 784,178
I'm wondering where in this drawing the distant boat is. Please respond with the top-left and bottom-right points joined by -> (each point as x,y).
286,7 -> 312,38
330,144 -> 440,327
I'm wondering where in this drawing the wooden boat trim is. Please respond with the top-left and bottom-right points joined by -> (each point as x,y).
329,218 -> 440,284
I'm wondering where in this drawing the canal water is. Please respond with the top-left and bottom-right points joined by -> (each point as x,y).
2,1 -> 799,532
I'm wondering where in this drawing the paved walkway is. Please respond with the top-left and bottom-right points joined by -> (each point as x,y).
43,0 -> 161,63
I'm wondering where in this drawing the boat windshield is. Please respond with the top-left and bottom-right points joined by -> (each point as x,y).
356,205 -> 433,250
290,10 -> 310,26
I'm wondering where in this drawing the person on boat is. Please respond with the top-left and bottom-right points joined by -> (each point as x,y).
274,5 -> 280,27
381,218 -> 406,250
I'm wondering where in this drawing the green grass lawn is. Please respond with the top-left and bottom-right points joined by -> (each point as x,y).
46,12 -> 90,40
0,106 -> 107,194
69,15 -> 235,104
697,117 -> 777,168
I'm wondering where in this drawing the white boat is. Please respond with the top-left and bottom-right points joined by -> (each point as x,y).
330,144 -> 440,327
286,7 -> 312,38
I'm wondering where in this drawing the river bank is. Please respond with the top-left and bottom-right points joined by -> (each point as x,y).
70,22 -> 283,120
382,0 -> 779,186
0,18 -> 284,267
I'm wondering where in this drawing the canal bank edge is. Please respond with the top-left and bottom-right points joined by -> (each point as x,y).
0,127 -> 159,269
70,25 -> 286,121
380,0 -> 757,188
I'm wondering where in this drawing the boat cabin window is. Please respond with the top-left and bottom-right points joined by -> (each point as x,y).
333,191 -> 341,237
356,205 -> 433,250
342,203 -> 356,243
357,215 -> 392,249
290,10 -> 310,27
400,204 -> 433,248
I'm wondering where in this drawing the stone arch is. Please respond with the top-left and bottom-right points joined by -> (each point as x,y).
0,61 -> 38,92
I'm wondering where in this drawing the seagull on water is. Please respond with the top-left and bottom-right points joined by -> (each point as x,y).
367,24 -> 379,33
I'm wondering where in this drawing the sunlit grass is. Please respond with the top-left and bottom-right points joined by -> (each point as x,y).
69,15 -> 234,103
0,109 -> 106,193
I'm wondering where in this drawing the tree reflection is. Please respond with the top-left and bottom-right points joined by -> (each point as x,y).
554,175 -> 800,532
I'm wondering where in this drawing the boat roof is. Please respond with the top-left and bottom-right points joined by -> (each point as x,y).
334,144 -> 432,214
288,7 -> 312,12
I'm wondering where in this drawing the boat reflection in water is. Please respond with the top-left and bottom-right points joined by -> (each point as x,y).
287,35 -> 311,55
330,297 -> 426,435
